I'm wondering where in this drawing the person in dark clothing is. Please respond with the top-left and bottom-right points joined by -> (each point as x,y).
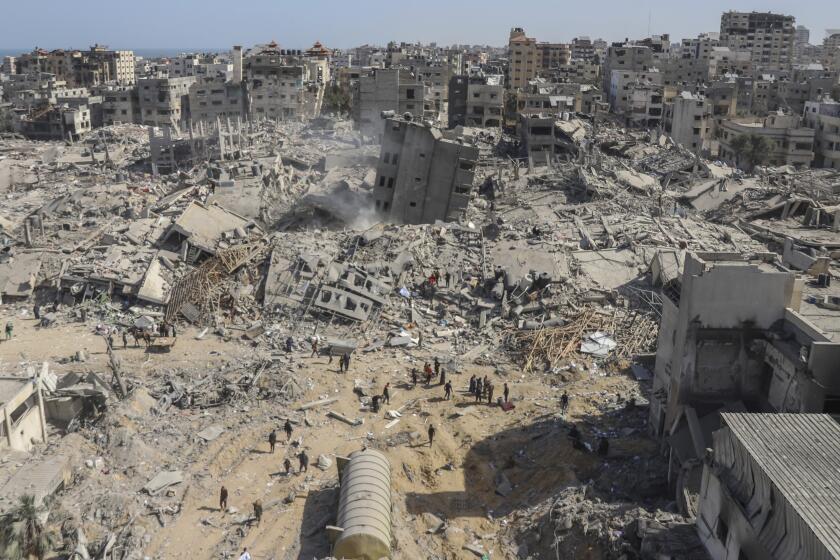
299,451 -> 309,473
33,304 -> 41,320
252,500 -> 263,526
284,419 -> 293,441
219,486 -> 228,511
560,391 -> 569,414
383,383 -> 391,404
170,323 -> 177,338
284,458 -> 293,475
503,383 -> 510,403
487,383 -> 495,405
342,353 -> 351,372
439,369 -> 446,386
285,336 -> 294,353
428,424 -> 436,447
598,437 -> 609,457
434,358 -> 440,377
445,271 -> 451,287
122,331 -> 128,349
474,383 -> 482,403
269,430 -> 277,453
469,375 -> 476,394
444,381 -> 453,400
411,369 -> 418,387
371,394 -> 381,413
310,340 -> 318,358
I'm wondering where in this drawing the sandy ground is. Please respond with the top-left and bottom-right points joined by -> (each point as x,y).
0,307 -> 649,560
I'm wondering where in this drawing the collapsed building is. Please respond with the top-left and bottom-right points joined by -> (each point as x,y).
373,115 -> 478,224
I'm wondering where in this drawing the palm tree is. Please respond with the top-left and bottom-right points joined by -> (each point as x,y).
0,495 -> 55,560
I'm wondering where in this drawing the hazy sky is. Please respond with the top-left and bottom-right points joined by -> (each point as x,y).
0,0 -> 835,50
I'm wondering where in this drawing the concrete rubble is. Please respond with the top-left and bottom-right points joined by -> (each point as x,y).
0,91 -> 838,560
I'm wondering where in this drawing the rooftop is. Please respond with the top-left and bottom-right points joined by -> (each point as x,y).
720,413 -> 840,557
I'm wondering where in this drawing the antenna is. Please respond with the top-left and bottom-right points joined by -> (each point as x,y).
648,9 -> 652,37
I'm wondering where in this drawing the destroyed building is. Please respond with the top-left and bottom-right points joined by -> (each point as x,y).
697,413 -> 840,560
373,115 -> 477,224
0,375 -> 47,453
650,252 -> 840,513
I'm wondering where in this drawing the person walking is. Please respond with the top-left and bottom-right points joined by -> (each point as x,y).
299,451 -> 309,473
310,339 -> 318,358
434,358 -> 440,377
487,383 -> 495,405
284,419 -> 293,442
219,485 -> 228,512
444,381 -> 453,400
411,369 -> 418,387
469,375 -> 476,394
428,424 -> 436,447
439,369 -> 446,387
560,391 -> 569,414
269,430 -> 277,453
284,457 -> 293,475
252,499 -> 263,526
285,336 -> 294,353
503,383 -> 510,403
122,330 -> 128,349
238,548 -> 251,560
342,353 -> 351,372
383,383 -> 391,404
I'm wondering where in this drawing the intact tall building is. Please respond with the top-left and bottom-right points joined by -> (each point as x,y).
720,11 -> 795,70
507,28 -> 538,90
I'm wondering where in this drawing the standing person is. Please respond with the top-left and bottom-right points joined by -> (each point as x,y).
298,450 -> 309,473
171,323 -> 177,338
598,436 -> 609,457
469,375 -> 476,394
383,383 -> 391,404
122,330 -> 128,349
284,419 -> 293,442
503,383 -> 510,403
284,457 -> 293,475
238,548 -> 251,560
428,424 -> 436,447
474,380 -> 483,403
107,332 -> 114,349
444,381 -> 453,400
268,429 -> 277,453
418,331 -> 424,349
310,339 -> 318,358
343,353 -> 351,372
411,369 -> 418,387
487,383 -> 495,405
445,271 -> 451,287
285,336 -> 294,353
219,485 -> 228,512
424,363 -> 433,385
371,394 -> 381,413
439,369 -> 446,387
560,391 -> 569,414
434,358 -> 440,377
252,499 -> 263,526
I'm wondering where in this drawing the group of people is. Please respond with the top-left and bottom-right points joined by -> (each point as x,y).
331,352 -> 352,373
468,375 -> 509,406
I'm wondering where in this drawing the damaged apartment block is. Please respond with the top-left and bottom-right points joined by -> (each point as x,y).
373,114 -> 478,225
650,252 -> 840,516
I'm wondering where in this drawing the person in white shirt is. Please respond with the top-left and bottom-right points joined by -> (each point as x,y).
239,548 -> 251,560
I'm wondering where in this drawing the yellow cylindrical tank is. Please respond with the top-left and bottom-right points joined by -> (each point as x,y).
332,449 -> 392,560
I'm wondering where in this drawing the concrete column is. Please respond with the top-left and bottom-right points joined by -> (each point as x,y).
232,46 -> 243,85
23,219 -> 32,247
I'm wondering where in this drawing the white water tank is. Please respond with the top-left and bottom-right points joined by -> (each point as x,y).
331,449 -> 391,560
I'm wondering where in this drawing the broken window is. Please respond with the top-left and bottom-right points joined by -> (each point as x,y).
387,178 -> 394,188
391,154 -> 398,165
379,176 -> 386,187
10,394 -> 37,426
383,152 -> 390,164
406,88 -> 415,99
383,201 -> 390,211
409,202 -> 417,207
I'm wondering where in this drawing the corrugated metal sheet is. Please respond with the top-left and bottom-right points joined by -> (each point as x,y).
720,413 -> 840,559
